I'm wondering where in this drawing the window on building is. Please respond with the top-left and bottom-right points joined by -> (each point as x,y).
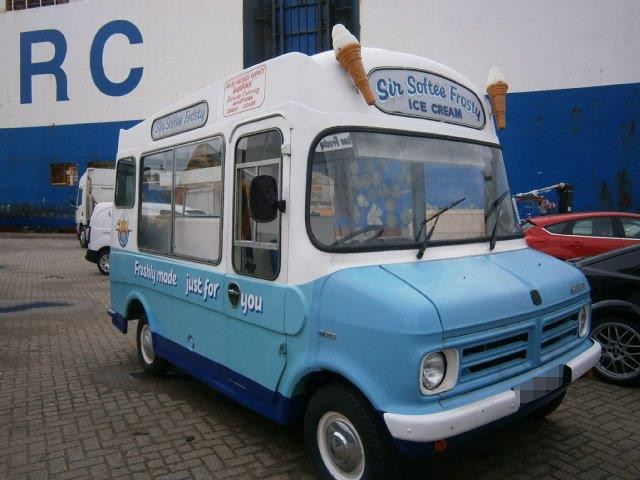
5,0 -> 68,11
233,130 -> 282,279
114,158 -> 135,209
243,0 -> 359,68
50,163 -> 78,186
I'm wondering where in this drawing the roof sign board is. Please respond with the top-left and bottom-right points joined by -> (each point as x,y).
224,65 -> 267,117
151,101 -> 208,140
369,68 -> 485,129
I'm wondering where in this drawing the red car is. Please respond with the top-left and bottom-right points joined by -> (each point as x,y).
523,211 -> 640,260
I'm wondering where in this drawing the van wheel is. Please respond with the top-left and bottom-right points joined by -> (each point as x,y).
136,314 -> 171,376
305,384 -> 399,480
79,226 -> 88,248
97,248 -> 110,275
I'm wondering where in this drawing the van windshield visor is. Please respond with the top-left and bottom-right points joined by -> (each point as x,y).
308,131 -> 521,251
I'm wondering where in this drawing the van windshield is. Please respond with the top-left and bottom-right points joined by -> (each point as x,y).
308,131 -> 521,251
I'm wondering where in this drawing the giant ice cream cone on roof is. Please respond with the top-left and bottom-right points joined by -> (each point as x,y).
486,67 -> 508,129
332,24 -> 376,105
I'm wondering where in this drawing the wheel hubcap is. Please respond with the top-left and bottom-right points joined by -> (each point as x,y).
317,412 -> 364,480
99,254 -> 110,273
140,324 -> 155,364
593,322 -> 640,380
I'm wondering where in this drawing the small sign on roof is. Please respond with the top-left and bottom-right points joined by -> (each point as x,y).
369,68 -> 485,129
224,65 -> 267,117
151,101 -> 208,140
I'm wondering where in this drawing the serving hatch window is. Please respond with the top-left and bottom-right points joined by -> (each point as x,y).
138,137 -> 224,263
308,131 -> 520,250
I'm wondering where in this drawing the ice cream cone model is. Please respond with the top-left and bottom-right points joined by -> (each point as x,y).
332,24 -> 376,105
486,67 -> 509,129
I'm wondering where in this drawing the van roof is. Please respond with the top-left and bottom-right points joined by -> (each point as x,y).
118,48 -> 492,152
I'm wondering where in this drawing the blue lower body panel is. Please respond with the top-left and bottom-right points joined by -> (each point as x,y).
107,309 -> 303,425
152,334 -> 303,425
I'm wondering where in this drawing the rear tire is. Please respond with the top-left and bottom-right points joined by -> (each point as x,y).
97,248 -> 110,275
304,383 -> 399,480
591,316 -> 640,386
136,313 -> 171,376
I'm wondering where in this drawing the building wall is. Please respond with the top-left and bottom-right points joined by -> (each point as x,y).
361,0 -> 640,212
1,0 -> 639,229
0,0 -> 243,228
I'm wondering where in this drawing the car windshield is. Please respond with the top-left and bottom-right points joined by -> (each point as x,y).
308,131 -> 521,250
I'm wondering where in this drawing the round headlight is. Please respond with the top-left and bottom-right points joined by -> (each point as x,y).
422,352 -> 446,390
578,304 -> 591,337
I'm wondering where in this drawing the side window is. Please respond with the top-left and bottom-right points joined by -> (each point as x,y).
114,158 -> 136,208
544,222 -> 568,234
139,150 -> 174,253
77,188 -> 83,206
570,218 -> 613,237
621,217 -> 640,239
173,138 -> 224,262
233,130 -> 283,279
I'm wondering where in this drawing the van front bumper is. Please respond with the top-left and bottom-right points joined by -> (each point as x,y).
383,339 -> 600,443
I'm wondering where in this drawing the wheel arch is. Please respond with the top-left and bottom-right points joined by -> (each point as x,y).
290,368 -> 381,422
592,300 -> 640,324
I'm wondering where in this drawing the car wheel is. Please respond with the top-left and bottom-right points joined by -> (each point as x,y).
591,316 -> 640,386
136,313 -> 171,376
97,249 -> 110,275
305,383 -> 399,480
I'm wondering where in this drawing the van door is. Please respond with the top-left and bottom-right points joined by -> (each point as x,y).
224,117 -> 290,400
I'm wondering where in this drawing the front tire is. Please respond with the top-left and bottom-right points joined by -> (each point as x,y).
136,314 -> 171,376
304,384 -> 399,480
97,248 -> 110,275
591,316 -> 640,386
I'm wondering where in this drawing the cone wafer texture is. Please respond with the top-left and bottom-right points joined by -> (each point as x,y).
337,44 -> 376,105
486,83 -> 508,129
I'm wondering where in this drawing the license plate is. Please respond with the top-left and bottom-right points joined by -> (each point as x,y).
516,365 -> 565,404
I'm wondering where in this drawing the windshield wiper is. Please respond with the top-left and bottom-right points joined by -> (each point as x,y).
415,197 -> 466,259
485,190 -> 509,251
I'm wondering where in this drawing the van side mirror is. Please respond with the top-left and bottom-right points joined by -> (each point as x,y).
70,197 -> 76,207
249,175 -> 285,223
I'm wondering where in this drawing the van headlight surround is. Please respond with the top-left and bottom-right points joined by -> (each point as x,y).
420,349 -> 459,395
578,304 -> 591,337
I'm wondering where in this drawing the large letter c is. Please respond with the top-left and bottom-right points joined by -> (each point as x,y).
90,20 -> 143,96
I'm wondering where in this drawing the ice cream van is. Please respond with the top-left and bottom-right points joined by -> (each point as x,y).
108,25 -> 600,480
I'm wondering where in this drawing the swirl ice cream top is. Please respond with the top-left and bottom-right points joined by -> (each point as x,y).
487,67 -> 508,88
332,24 -> 360,55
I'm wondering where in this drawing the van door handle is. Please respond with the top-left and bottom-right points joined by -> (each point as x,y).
228,282 -> 241,307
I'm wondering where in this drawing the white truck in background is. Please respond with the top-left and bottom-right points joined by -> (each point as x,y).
75,168 -> 115,247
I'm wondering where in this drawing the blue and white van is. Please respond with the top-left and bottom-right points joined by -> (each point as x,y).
108,46 -> 601,479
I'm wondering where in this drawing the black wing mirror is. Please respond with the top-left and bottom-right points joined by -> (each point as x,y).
249,175 -> 285,223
